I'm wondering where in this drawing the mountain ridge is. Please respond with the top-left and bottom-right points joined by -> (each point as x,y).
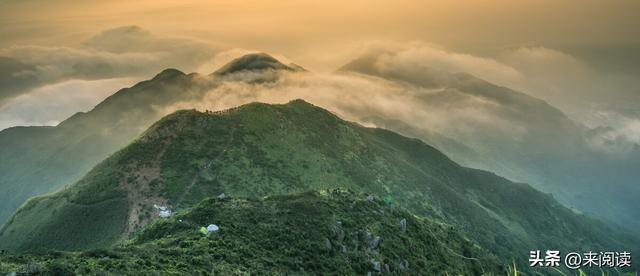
338,51 -> 640,230
0,53 -> 306,226
1,50 -> 638,241
1,100 -> 636,272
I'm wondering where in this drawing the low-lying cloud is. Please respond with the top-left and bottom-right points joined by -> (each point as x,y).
496,46 -> 640,150
584,111 -> 640,156
166,68 -> 544,162
0,78 -> 137,131
335,42 -> 640,155
355,42 -> 524,88
0,26 -> 218,107
2,34 -> 639,157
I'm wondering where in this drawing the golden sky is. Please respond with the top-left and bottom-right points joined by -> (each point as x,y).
1,0 -> 639,71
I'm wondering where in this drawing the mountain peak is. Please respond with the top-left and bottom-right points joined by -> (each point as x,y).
213,53 -> 302,75
152,68 -> 185,80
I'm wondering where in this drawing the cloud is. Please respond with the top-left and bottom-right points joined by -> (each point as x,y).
336,42 -> 640,155
499,46 -> 588,75
337,42 -> 582,148
497,46 -> 640,149
0,26 -> 219,107
166,69 -> 532,154
0,78 -> 137,130
497,45 -> 640,114
5,31 -> 637,157
341,41 -> 524,88
497,46 -> 595,104
2,46 -> 160,79
338,42 -> 557,120
84,26 -> 218,70
0,57 -> 41,105
584,111 -> 640,156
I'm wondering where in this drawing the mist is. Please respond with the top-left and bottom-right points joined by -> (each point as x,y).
0,78 -> 137,130
150,52 -> 639,230
0,26 -> 218,108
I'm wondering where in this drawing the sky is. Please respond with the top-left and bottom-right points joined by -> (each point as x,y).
0,0 -> 639,132
2,0 -> 639,70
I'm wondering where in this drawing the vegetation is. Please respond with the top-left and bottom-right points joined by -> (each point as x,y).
0,67 -> 212,226
0,191 -> 503,275
1,100 -> 637,273
0,53 -> 299,227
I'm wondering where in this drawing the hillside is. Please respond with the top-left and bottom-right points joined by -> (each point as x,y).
3,51 -> 637,235
339,53 -> 582,191
1,100 -> 635,271
340,52 -> 640,231
0,191 -> 503,275
0,53 -> 293,226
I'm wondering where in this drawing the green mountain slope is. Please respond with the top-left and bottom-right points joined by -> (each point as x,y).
1,100 -> 635,270
2,51 -> 638,236
0,53 -> 296,226
340,52 -> 640,231
0,69 -> 203,226
0,191 -> 503,275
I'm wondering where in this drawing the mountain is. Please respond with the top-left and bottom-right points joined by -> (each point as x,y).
213,52 -> 303,75
0,190 -> 503,275
339,51 -> 583,182
0,53 -> 295,226
1,50 -> 637,240
0,68 -> 205,225
1,100 -> 636,272
339,52 -> 640,231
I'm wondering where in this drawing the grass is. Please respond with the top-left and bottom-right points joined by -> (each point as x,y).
1,100 -> 637,274
0,190 -> 504,275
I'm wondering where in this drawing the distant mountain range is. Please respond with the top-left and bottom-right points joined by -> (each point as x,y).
0,53 -> 637,267
0,53 -> 309,225
1,100 -> 637,274
339,51 -> 640,232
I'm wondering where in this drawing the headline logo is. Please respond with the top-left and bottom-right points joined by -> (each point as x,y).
529,250 -> 631,269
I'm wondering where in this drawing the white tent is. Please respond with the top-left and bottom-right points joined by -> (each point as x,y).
207,224 -> 219,232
